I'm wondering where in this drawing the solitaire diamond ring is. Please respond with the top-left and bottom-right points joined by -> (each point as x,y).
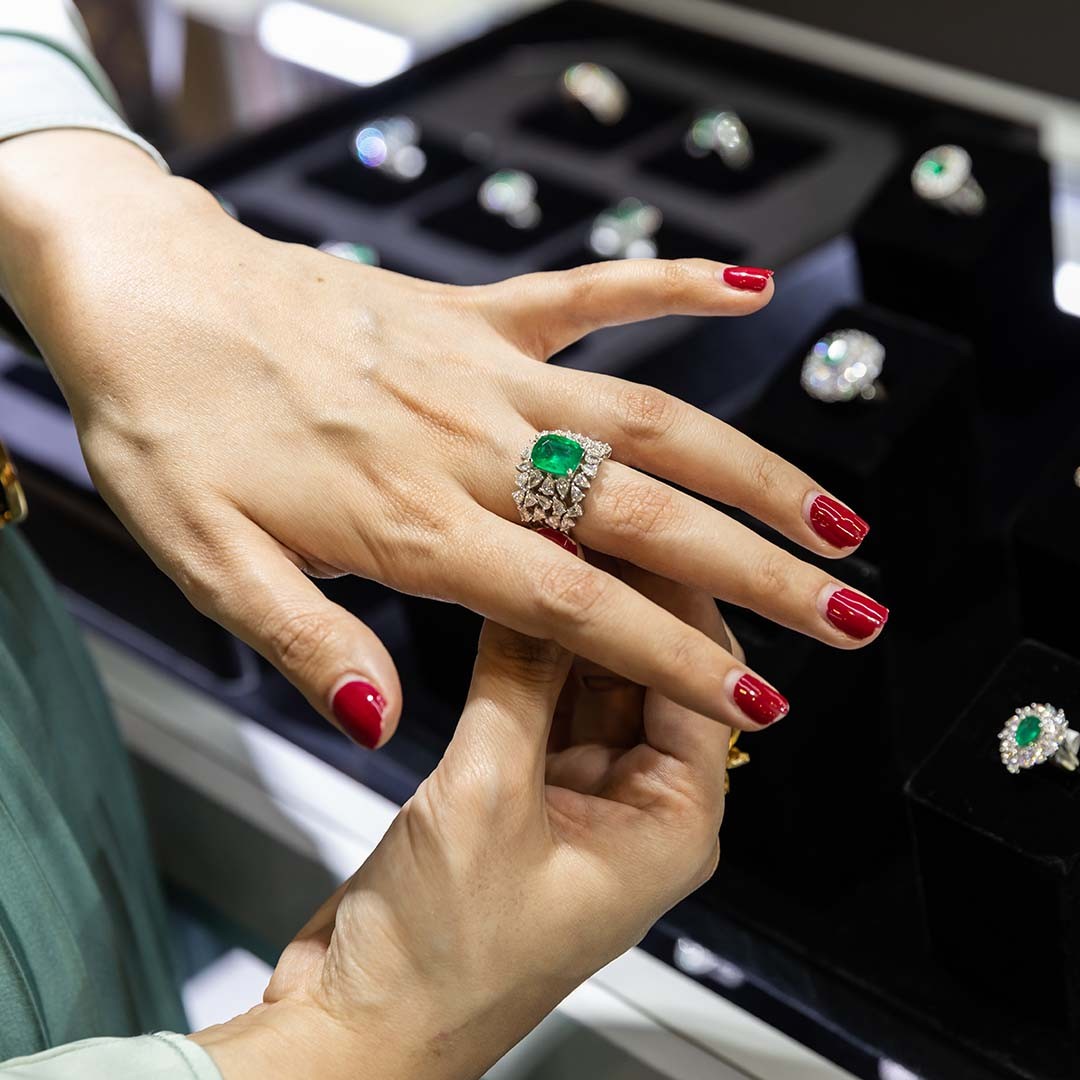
352,117 -> 427,182
998,703 -> 1079,774
561,63 -> 629,126
686,109 -> 753,171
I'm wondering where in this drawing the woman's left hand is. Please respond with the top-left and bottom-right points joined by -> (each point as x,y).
191,567 -> 735,1080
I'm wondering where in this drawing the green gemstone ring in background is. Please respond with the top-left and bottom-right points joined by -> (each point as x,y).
911,143 -> 986,216
514,430 -> 612,534
998,702 -> 1079,774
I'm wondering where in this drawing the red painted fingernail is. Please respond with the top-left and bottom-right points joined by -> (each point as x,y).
537,526 -> 580,555
825,588 -> 889,640
722,266 -> 774,292
331,680 -> 385,748
808,493 -> 869,549
732,673 -> 789,726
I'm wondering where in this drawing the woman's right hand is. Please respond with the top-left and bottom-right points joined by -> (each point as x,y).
0,131 -> 888,749
191,569 -> 735,1080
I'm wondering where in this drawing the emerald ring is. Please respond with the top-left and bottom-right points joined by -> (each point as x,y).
514,430 -> 612,534
911,144 -> 985,216
801,329 -> 885,404
998,703 -> 1079,774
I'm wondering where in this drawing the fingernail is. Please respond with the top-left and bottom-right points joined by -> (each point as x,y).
823,587 -> 889,640
331,679 -> 385,748
807,493 -> 869,549
537,526 -> 580,556
721,266 -> 774,292
731,673 -> 789,726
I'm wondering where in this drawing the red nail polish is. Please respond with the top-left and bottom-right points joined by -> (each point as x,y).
331,680 -> 385,748
825,588 -> 889,640
722,266 -> 774,292
732,674 -> 789,726
537,526 -> 579,555
808,494 -> 869,549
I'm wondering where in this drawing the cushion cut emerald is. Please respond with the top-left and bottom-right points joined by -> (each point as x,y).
531,434 -> 584,476
1015,714 -> 1042,748
921,158 -> 946,176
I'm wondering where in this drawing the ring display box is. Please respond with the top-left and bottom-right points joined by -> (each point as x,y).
1012,429 -> 1080,660
717,558 -> 899,892
906,641 -> 1080,1041
738,304 -> 976,588
852,122 -> 1062,401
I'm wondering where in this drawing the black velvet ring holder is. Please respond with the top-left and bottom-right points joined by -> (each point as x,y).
738,304 -> 975,590
906,640 -> 1080,1037
1012,428 -> 1080,661
853,122 -> 1059,403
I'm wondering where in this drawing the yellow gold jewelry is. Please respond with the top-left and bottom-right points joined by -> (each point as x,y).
0,439 -> 28,529
725,730 -> 749,794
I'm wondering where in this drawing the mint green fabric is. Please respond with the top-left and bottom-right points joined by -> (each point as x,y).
0,1033 -> 219,1079
0,525 -> 188,1058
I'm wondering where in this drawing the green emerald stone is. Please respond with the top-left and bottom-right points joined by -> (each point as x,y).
532,434 -> 584,476
1015,714 -> 1042,748
922,159 -> 946,176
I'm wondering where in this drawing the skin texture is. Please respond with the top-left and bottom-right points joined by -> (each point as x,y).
191,568 -> 736,1080
0,129 -> 886,745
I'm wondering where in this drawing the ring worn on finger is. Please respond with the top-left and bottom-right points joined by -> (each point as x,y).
515,430 -> 612,533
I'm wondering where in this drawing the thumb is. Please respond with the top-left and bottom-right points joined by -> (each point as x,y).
476,257 -> 774,359
192,516 -> 401,749
453,621 -> 571,781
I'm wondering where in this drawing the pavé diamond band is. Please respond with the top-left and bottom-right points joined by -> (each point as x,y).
998,702 -> 1079,774
514,430 -> 612,534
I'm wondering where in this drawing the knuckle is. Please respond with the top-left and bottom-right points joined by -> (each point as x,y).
564,262 -> 607,307
260,607 -> 337,675
750,549 -> 792,605
486,627 -> 565,686
534,562 -> 609,628
613,383 -> 676,442
607,480 -> 675,543
659,258 -> 692,297
747,448 -> 788,499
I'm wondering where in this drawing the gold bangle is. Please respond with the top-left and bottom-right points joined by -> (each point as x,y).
725,729 -> 749,794
0,439 -> 28,529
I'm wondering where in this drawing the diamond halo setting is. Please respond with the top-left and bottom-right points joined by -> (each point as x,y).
998,702 -> 1079,774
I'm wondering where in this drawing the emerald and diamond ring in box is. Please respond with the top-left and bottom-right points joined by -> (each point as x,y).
911,144 -> 985,216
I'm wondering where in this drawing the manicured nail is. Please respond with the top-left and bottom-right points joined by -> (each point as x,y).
807,493 -> 869,549
824,587 -> 889,640
537,526 -> 580,556
721,266 -> 774,292
331,679 -> 385,748
731,673 -> 789,726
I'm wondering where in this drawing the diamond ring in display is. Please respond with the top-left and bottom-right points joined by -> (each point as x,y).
588,198 -> 663,260
801,329 -> 885,404
561,62 -> 629,126
998,703 -> 1079,774
318,241 -> 380,266
352,117 -> 427,182
515,431 -> 612,534
478,170 -> 541,229
911,144 -> 985,216
685,109 -> 753,170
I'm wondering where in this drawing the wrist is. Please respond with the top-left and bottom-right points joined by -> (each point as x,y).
0,129 -> 210,310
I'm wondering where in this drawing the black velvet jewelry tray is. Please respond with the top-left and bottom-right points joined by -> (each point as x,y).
4,2 -> 1079,1077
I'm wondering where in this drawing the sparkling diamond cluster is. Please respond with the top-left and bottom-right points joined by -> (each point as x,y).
998,702 -> 1068,774
514,430 -> 611,533
801,329 -> 885,403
